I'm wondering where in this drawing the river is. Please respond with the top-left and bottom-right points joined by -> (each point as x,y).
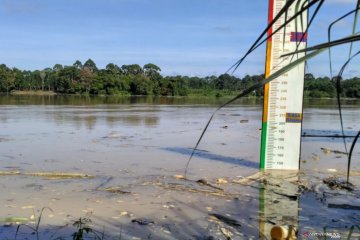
0,95 -> 359,239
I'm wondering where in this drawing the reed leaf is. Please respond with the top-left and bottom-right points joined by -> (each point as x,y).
348,131 -> 360,184
349,0 -> 360,58
281,34 -> 360,57
347,225 -> 360,240
328,8 -> 360,78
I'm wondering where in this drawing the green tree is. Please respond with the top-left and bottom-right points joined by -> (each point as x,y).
106,63 -> 121,75
83,59 -> 98,72
121,64 -> 143,75
143,63 -> 161,81
0,64 -> 15,92
73,60 -> 83,69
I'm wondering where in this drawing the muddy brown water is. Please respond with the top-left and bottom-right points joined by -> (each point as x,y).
0,95 -> 359,239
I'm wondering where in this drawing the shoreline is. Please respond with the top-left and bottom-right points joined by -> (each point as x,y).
10,90 -> 57,96
4,91 -> 360,100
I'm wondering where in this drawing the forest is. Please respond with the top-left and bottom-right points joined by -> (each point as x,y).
0,59 -> 359,98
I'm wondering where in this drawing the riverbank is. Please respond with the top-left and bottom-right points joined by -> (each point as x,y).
6,90 -> 360,100
10,90 -> 57,96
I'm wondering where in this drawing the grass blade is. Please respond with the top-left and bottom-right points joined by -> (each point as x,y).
347,225 -> 360,240
347,131 -> 360,184
328,8 -> 359,78
334,50 -> 360,157
281,34 -> 360,57
348,0 -> 360,58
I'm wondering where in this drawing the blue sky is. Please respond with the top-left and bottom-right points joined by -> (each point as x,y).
0,0 -> 359,77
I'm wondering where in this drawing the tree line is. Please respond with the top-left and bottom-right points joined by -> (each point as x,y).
0,59 -> 359,98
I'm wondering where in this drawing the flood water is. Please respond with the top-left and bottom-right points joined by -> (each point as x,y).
0,95 -> 359,239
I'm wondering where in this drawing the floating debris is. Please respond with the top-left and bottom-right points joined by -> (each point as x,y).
21,205 -> 35,209
206,207 -> 213,212
0,217 -> 29,225
131,218 -> 154,225
119,211 -> 131,217
24,172 -> 94,179
232,172 -> 263,185
321,147 -> 347,155
173,174 -> 185,180
209,213 -> 241,228
323,177 -> 354,191
216,178 -> 228,184
101,187 -> 131,194
220,227 -> 233,239
0,171 -> 20,176
240,119 -> 249,123
196,179 -> 224,191
102,132 -> 122,139
163,182 -> 229,197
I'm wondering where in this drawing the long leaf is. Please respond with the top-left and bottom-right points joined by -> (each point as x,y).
335,50 -> 360,157
347,225 -> 360,240
349,0 -> 360,58
288,0 -> 324,64
328,8 -> 359,78
347,131 -> 360,184
281,34 -> 360,57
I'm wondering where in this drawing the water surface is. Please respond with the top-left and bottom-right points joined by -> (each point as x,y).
0,95 -> 359,239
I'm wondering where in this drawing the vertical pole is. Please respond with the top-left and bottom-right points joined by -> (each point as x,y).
260,0 -> 308,170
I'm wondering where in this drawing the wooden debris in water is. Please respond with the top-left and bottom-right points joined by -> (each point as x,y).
220,227 -> 233,239
209,213 -> 241,228
21,205 -> 35,209
232,172 -> 263,184
0,217 -> 29,225
216,178 -> 228,184
119,211 -> 131,217
196,179 -> 224,191
323,177 -> 354,191
173,174 -> 185,180
163,183 -> 230,197
321,147 -> 347,155
0,171 -> 20,176
24,172 -> 94,179
101,187 -> 131,194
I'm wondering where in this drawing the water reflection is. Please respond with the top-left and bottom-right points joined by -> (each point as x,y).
258,171 -> 299,239
51,109 -> 160,129
1,94 -> 359,107
0,94 -> 263,106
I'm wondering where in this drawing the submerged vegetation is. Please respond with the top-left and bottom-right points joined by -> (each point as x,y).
0,61 -> 359,98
